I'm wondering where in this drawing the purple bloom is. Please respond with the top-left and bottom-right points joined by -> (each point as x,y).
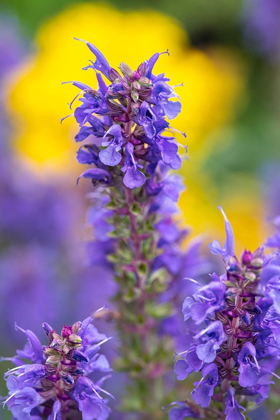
225,387 -> 245,420
4,386 -> 45,420
75,38 -> 111,79
77,168 -> 112,185
190,280 -> 225,324
174,359 -> 193,381
174,347 -> 203,381
194,321 -> 225,363
48,400 -> 61,420
263,275 -> 280,313
72,377 -> 110,420
100,125 -> 124,166
167,402 -> 199,420
13,324 -> 44,364
237,342 -> 260,387
122,143 -> 145,189
191,363 -> 219,408
209,207 -> 234,261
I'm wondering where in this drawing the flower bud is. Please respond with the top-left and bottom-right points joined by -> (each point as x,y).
119,62 -> 133,78
68,334 -> 82,345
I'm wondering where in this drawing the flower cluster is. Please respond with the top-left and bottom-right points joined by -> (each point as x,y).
65,38 -> 185,190
170,208 -> 280,419
1,314 -> 112,419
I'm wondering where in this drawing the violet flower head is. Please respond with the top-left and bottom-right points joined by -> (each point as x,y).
65,39 -> 186,189
1,314 -> 112,419
170,208 -> 280,418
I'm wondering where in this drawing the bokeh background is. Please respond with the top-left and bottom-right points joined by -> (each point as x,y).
0,0 -> 280,418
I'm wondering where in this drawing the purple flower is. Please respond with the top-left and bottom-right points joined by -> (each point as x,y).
48,400 -> 61,420
263,276 -> 280,313
4,386 -> 45,420
174,347 -> 203,381
100,125 -> 124,166
72,377 -> 110,420
190,280 -> 225,324
13,324 -> 44,364
191,363 -> 219,408
167,402 -> 199,420
122,142 -> 145,189
5,364 -> 46,391
209,207 -> 234,261
237,342 -> 260,387
225,387 -> 245,420
194,321 -> 225,363
75,38 -> 111,79
77,168 -> 112,185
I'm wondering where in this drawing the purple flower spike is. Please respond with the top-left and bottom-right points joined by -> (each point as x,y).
209,207 -> 234,261
191,363 -> 219,408
70,40 -> 185,189
173,213 -> 280,414
194,321 -> 225,363
237,342 -> 260,387
100,125 -> 124,166
225,387 -> 245,420
1,317 -> 112,419
122,143 -> 145,189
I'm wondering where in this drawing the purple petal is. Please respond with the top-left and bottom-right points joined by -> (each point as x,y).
75,38 -> 111,79
174,359 -> 193,381
99,145 -> 122,166
123,167 -> 145,189
77,169 -> 112,185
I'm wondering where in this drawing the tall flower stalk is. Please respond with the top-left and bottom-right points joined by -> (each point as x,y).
67,39 -> 189,418
169,208 -> 280,420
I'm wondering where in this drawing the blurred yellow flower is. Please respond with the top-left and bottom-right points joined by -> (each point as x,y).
8,2 -> 264,251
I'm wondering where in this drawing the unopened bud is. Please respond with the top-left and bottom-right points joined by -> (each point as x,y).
119,62 -> 133,78
108,68 -> 121,82
250,258 -> 263,268
68,334 -> 82,344
131,90 -> 139,102
245,272 -> 256,282
46,355 -> 61,365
